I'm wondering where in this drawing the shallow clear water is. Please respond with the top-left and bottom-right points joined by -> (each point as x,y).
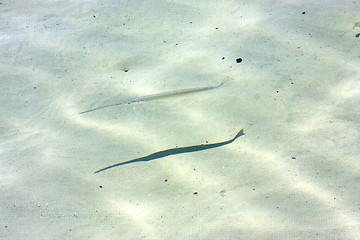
1,1 -> 359,239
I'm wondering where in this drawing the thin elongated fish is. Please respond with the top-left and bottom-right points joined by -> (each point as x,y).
94,129 -> 244,173
79,80 -> 226,114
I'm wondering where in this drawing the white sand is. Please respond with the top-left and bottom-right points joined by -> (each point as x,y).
1,0 -> 360,239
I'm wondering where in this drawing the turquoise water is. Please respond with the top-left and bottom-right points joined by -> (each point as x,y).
1,1 -> 359,239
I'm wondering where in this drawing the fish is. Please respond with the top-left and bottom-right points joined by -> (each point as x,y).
352,21 -> 360,29
79,79 -> 227,114
94,129 -> 244,173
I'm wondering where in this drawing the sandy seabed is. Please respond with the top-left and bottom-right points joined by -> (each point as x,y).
1,1 -> 360,239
